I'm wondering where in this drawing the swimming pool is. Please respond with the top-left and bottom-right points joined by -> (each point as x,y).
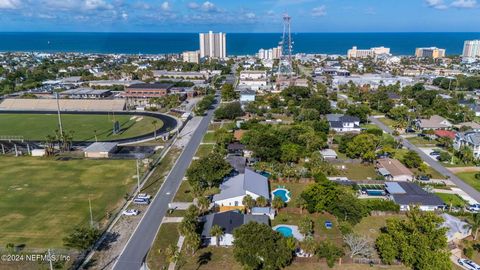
272,188 -> 291,202
275,226 -> 293,237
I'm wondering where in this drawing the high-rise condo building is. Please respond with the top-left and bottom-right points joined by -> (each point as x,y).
182,50 -> 200,64
347,46 -> 390,59
257,46 -> 282,60
199,31 -> 226,59
415,47 -> 446,59
463,40 -> 480,59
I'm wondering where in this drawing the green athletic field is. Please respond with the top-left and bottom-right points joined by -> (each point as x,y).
0,113 -> 162,141
0,156 -> 137,248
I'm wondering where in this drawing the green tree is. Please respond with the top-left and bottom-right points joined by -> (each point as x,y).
214,102 -> 244,120
221,83 -> 237,101
242,194 -> 256,213
63,226 -> 101,250
272,196 -> 285,211
316,241 -> 344,268
376,208 -> 451,270
210,224 -> 225,247
233,222 -> 293,270
402,150 -> 423,169
471,213 -> 480,240
280,143 -> 303,163
186,152 -> 232,194
164,244 -> 180,264
196,196 -> 210,214
294,196 -> 308,214
256,196 -> 268,207
346,133 -> 380,163
298,216 -> 314,237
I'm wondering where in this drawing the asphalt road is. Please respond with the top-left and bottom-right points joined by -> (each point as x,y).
113,99 -> 218,270
369,116 -> 480,203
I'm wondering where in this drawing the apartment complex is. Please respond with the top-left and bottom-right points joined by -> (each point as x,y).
199,31 -> 227,59
347,46 -> 390,59
182,50 -> 200,64
415,47 -> 446,59
257,46 -> 282,60
463,40 -> 480,60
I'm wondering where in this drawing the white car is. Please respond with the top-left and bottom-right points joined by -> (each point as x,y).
137,193 -> 152,200
467,204 -> 480,212
123,209 -> 139,216
458,258 -> 480,270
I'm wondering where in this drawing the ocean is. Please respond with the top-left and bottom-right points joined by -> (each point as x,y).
0,32 -> 479,56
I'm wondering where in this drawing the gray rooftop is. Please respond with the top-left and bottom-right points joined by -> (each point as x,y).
212,168 -> 269,202
84,142 -> 118,153
386,182 -> 444,206
201,211 -> 269,237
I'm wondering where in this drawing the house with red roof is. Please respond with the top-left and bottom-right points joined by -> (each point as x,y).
433,130 -> 456,140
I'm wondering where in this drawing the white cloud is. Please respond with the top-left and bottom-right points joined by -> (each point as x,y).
451,0 -> 477,8
84,0 -> 113,10
425,0 -> 448,9
121,11 -> 128,20
188,2 -> 199,9
245,12 -> 255,19
201,1 -> 216,12
160,1 -> 170,11
311,5 -> 326,17
0,0 -> 21,9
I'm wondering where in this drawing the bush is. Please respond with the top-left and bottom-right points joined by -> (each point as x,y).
363,199 -> 400,212
464,246 -> 474,259
475,173 -> 480,180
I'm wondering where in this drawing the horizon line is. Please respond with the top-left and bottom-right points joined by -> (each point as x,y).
0,31 -> 480,34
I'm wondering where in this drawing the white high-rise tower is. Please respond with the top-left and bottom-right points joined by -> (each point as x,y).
199,31 -> 226,59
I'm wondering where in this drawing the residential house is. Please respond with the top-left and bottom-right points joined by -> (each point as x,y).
454,132 -> 480,158
251,207 -> 276,220
326,114 -> 361,133
433,130 -> 456,140
201,210 -> 269,246
227,142 -> 245,156
415,115 -> 452,130
440,213 -> 472,243
455,122 -> 480,132
213,168 -> 270,212
385,181 -> 445,211
226,156 -> 246,174
376,158 -> 414,181
240,89 -> 256,103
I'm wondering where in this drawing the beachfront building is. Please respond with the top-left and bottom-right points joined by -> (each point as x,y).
415,47 -> 446,59
347,46 -> 390,59
182,50 -> 200,64
257,46 -> 282,60
463,40 -> 480,60
199,31 -> 226,59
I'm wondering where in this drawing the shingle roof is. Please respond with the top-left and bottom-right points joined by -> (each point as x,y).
377,158 -> 413,177
212,168 -> 269,202
201,211 -> 269,237
84,142 -> 118,153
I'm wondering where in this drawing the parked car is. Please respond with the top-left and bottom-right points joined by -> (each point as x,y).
417,175 -> 430,181
467,204 -> 480,212
458,258 -> 480,270
429,151 -> 441,157
133,198 -> 150,205
405,128 -> 416,133
123,209 -> 139,216
137,193 -> 152,200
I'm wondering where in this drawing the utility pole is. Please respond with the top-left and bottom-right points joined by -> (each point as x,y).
136,159 -> 141,192
55,92 -> 64,138
47,249 -> 54,270
89,197 -> 93,228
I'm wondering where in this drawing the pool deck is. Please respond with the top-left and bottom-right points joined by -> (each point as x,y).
272,225 -> 304,241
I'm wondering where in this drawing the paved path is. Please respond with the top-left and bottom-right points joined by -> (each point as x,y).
369,116 -> 480,203
162,217 -> 184,223
113,98 -> 219,270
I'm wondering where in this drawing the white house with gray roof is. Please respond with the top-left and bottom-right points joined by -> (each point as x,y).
213,168 -> 270,211
454,131 -> 480,159
326,114 -> 361,133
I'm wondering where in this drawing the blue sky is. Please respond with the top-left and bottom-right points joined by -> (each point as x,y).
0,0 -> 479,32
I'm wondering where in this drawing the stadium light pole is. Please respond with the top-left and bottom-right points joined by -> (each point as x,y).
88,197 -> 94,228
136,159 -> 141,192
55,92 -> 64,138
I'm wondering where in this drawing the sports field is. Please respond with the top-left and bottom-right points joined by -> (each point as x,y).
0,156 -> 137,248
0,113 -> 162,141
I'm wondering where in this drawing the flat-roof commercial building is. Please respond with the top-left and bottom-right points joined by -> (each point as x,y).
122,83 -> 173,98
463,40 -> 480,60
347,46 -> 390,59
199,31 -> 226,59
415,47 -> 446,59
84,142 -> 118,158
59,88 -> 112,99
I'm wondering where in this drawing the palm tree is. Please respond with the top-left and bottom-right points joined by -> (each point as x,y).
197,196 -> 210,214
184,232 -> 201,255
164,244 -> 179,264
152,120 -> 158,140
242,195 -> 256,213
294,196 -> 308,214
272,196 -> 285,212
471,213 -> 480,240
210,225 -> 224,247
256,196 -> 268,207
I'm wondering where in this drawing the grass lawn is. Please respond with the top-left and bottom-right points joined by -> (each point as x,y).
336,163 -> 379,180
147,223 -> 180,270
354,214 -> 406,240
457,172 -> 480,192
378,117 -> 396,128
271,181 -> 308,206
436,193 -> 467,207
0,156 -> 136,248
0,113 -> 161,141
195,144 -> 215,158
407,136 -> 436,146
141,147 -> 182,195
173,181 -> 195,202
202,132 -> 216,143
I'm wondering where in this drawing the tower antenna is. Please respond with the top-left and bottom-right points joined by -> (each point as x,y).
277,13 -> 294,89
